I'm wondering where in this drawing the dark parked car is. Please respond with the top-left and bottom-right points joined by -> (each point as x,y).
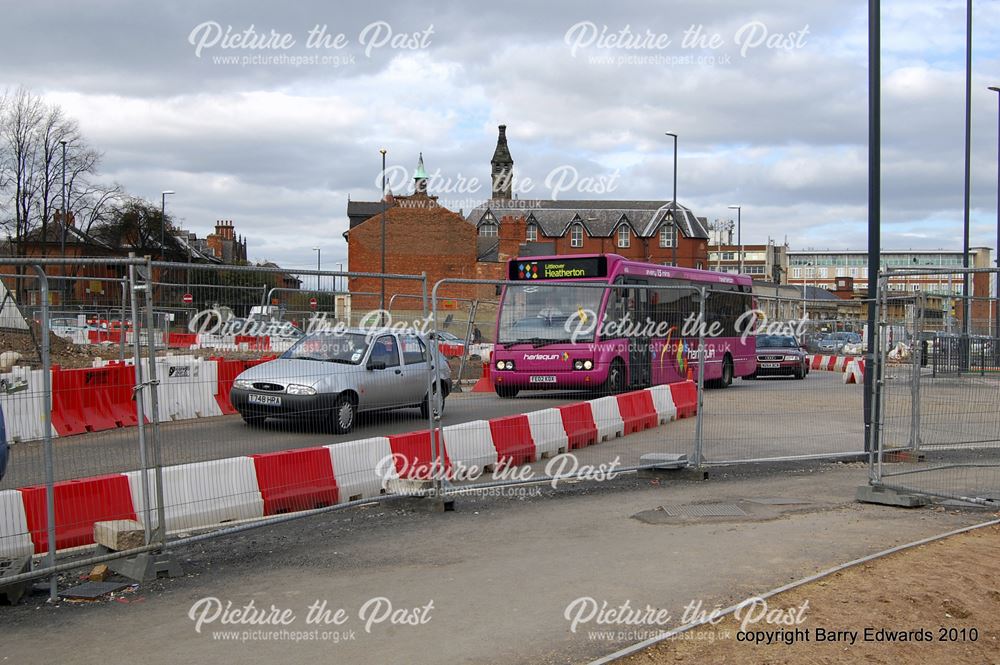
746,334 -> 809,379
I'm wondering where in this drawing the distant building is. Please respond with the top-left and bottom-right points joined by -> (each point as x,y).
708,243 -> 789,282
344,126 -> 711,307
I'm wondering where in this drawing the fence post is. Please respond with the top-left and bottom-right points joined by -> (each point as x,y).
127,259 -> 154,547
453,299 -> 479,393
31,265 -> 58,602
909,293 -> 924,452
692,286 -> 707,467
142,257 -> 168,545
427,276 -> 444,499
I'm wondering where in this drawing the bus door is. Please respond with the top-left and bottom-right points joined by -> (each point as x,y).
622,278 -> 651,387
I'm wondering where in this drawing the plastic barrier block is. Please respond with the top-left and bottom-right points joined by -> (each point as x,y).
235,335 -> 271,351
167,333 -> 197,347
590,396 -> 625,441
557,403 -> 598,450
616,390 -> 659,435
0,367 -> 55,443
326,437 -> 397,501
212,357 -> 276,415
669,381 -> 698,419
487,415 -> 536,467
0,489 -> 34,559
809,355 -> 822,370
442,420 -> 497,473
525,408 -> 569,458
125,457 -> 264,532
387,430 -> 450,479
20,474 -> 136,553
251,447 -> 339,515
645,385 -> 678,424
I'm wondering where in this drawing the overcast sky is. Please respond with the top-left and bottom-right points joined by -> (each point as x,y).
2,0 -> 999,271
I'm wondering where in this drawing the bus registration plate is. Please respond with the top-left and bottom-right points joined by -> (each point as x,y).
529,375 -> 557,384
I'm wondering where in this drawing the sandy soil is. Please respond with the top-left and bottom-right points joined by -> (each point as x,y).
619,524 -> 1000,664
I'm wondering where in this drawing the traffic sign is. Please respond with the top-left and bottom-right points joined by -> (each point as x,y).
309,297 -> 318,310
182,293 -> 193,304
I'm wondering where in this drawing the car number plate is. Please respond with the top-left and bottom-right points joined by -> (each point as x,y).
248,393 -> 282,406
760,363 -> 781,369
529,375 -> 557,384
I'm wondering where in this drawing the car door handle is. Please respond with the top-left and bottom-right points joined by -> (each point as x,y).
394,369 -> 402,375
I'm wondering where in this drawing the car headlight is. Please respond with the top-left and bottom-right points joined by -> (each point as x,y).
285,384 -> 317,396
233,379 -> 254,390
785,355 -> 801,361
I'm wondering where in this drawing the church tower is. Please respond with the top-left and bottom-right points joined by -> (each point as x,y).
491,124 -> 513,200
413,152 -> 428,195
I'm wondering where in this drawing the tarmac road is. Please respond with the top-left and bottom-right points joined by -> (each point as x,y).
1,389 -> 588,488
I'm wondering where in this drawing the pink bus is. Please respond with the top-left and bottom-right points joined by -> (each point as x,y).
491,254 -> 757,397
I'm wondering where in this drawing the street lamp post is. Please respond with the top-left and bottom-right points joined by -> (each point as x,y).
313,247 -> 321,292
60,140 -> 67,302
160,190 -> 175,258
989,85 -> 1000,356
338,262 -> 344,293
961,0 -> 972,363
665,132 -> 678,266
380,148 -> 387,325
728,205 -> 742,274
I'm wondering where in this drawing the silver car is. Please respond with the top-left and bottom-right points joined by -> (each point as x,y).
230,329 -> 452,433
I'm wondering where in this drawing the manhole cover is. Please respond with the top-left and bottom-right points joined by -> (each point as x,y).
662,503 -> 747,518
59,581 -> 129,600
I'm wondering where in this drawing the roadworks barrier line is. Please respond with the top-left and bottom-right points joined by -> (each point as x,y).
0,381 -> 696,558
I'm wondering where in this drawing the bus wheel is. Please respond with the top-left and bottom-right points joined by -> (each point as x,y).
495,385 -> 519,399
718,356 -> 734,388
602,359 -> 626,395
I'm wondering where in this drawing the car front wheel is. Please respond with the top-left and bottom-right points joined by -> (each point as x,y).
330,395 -> 356,434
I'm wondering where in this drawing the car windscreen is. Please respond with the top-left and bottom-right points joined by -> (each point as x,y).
756,335 -> 798,349
280,332 -> 370,364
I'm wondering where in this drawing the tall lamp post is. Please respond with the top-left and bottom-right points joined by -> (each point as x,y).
160,190 -> 175,258
960,0 -> 972,363
728,205 -> 742,274
380,148 -> 387,325
313,247 -> 321,292
665,132 -> 678,266
60,140 -> 67,302
989,85 -> 1000,352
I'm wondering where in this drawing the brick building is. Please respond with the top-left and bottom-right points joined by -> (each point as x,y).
345,127 -> 711,307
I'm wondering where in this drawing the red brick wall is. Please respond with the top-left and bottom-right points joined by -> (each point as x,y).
347,206 -> 478,310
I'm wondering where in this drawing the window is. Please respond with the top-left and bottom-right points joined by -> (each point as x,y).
746,265 -> 765,275
617,225 -> 630,248
696,261 -> 704,270
526,223 -> 538,242
401,335 -> 427,365
479,222 -> 498,237
659,225 -> 674,248
721,252 -> 735,261
369,335 -> 400,367
570,223 -> 584,248
792,267 -> 802,279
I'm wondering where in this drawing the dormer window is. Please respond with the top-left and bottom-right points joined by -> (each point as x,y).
526,223 -> 538,242
479,222 -> 498,237
659,225 -> 675,248
570,223 -> 584,248
617,225 -> 630,248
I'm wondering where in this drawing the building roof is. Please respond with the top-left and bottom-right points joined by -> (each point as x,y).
788,248 -> 992,255
465,200 -> 710,240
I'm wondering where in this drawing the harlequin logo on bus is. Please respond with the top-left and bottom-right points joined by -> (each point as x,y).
518,262 -> 540,279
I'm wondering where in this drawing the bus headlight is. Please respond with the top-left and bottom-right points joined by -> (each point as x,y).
573,359 -> 594,371
496,360 -> 515,371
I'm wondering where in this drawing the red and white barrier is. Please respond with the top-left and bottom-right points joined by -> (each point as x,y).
326,437 -> 397,502
125,458 -> 265,532
0,489 -> 33,558
808,355 -> 856,372
442,420 -> 498,470
1,381 -> 699,556
843,359 -> 866,385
